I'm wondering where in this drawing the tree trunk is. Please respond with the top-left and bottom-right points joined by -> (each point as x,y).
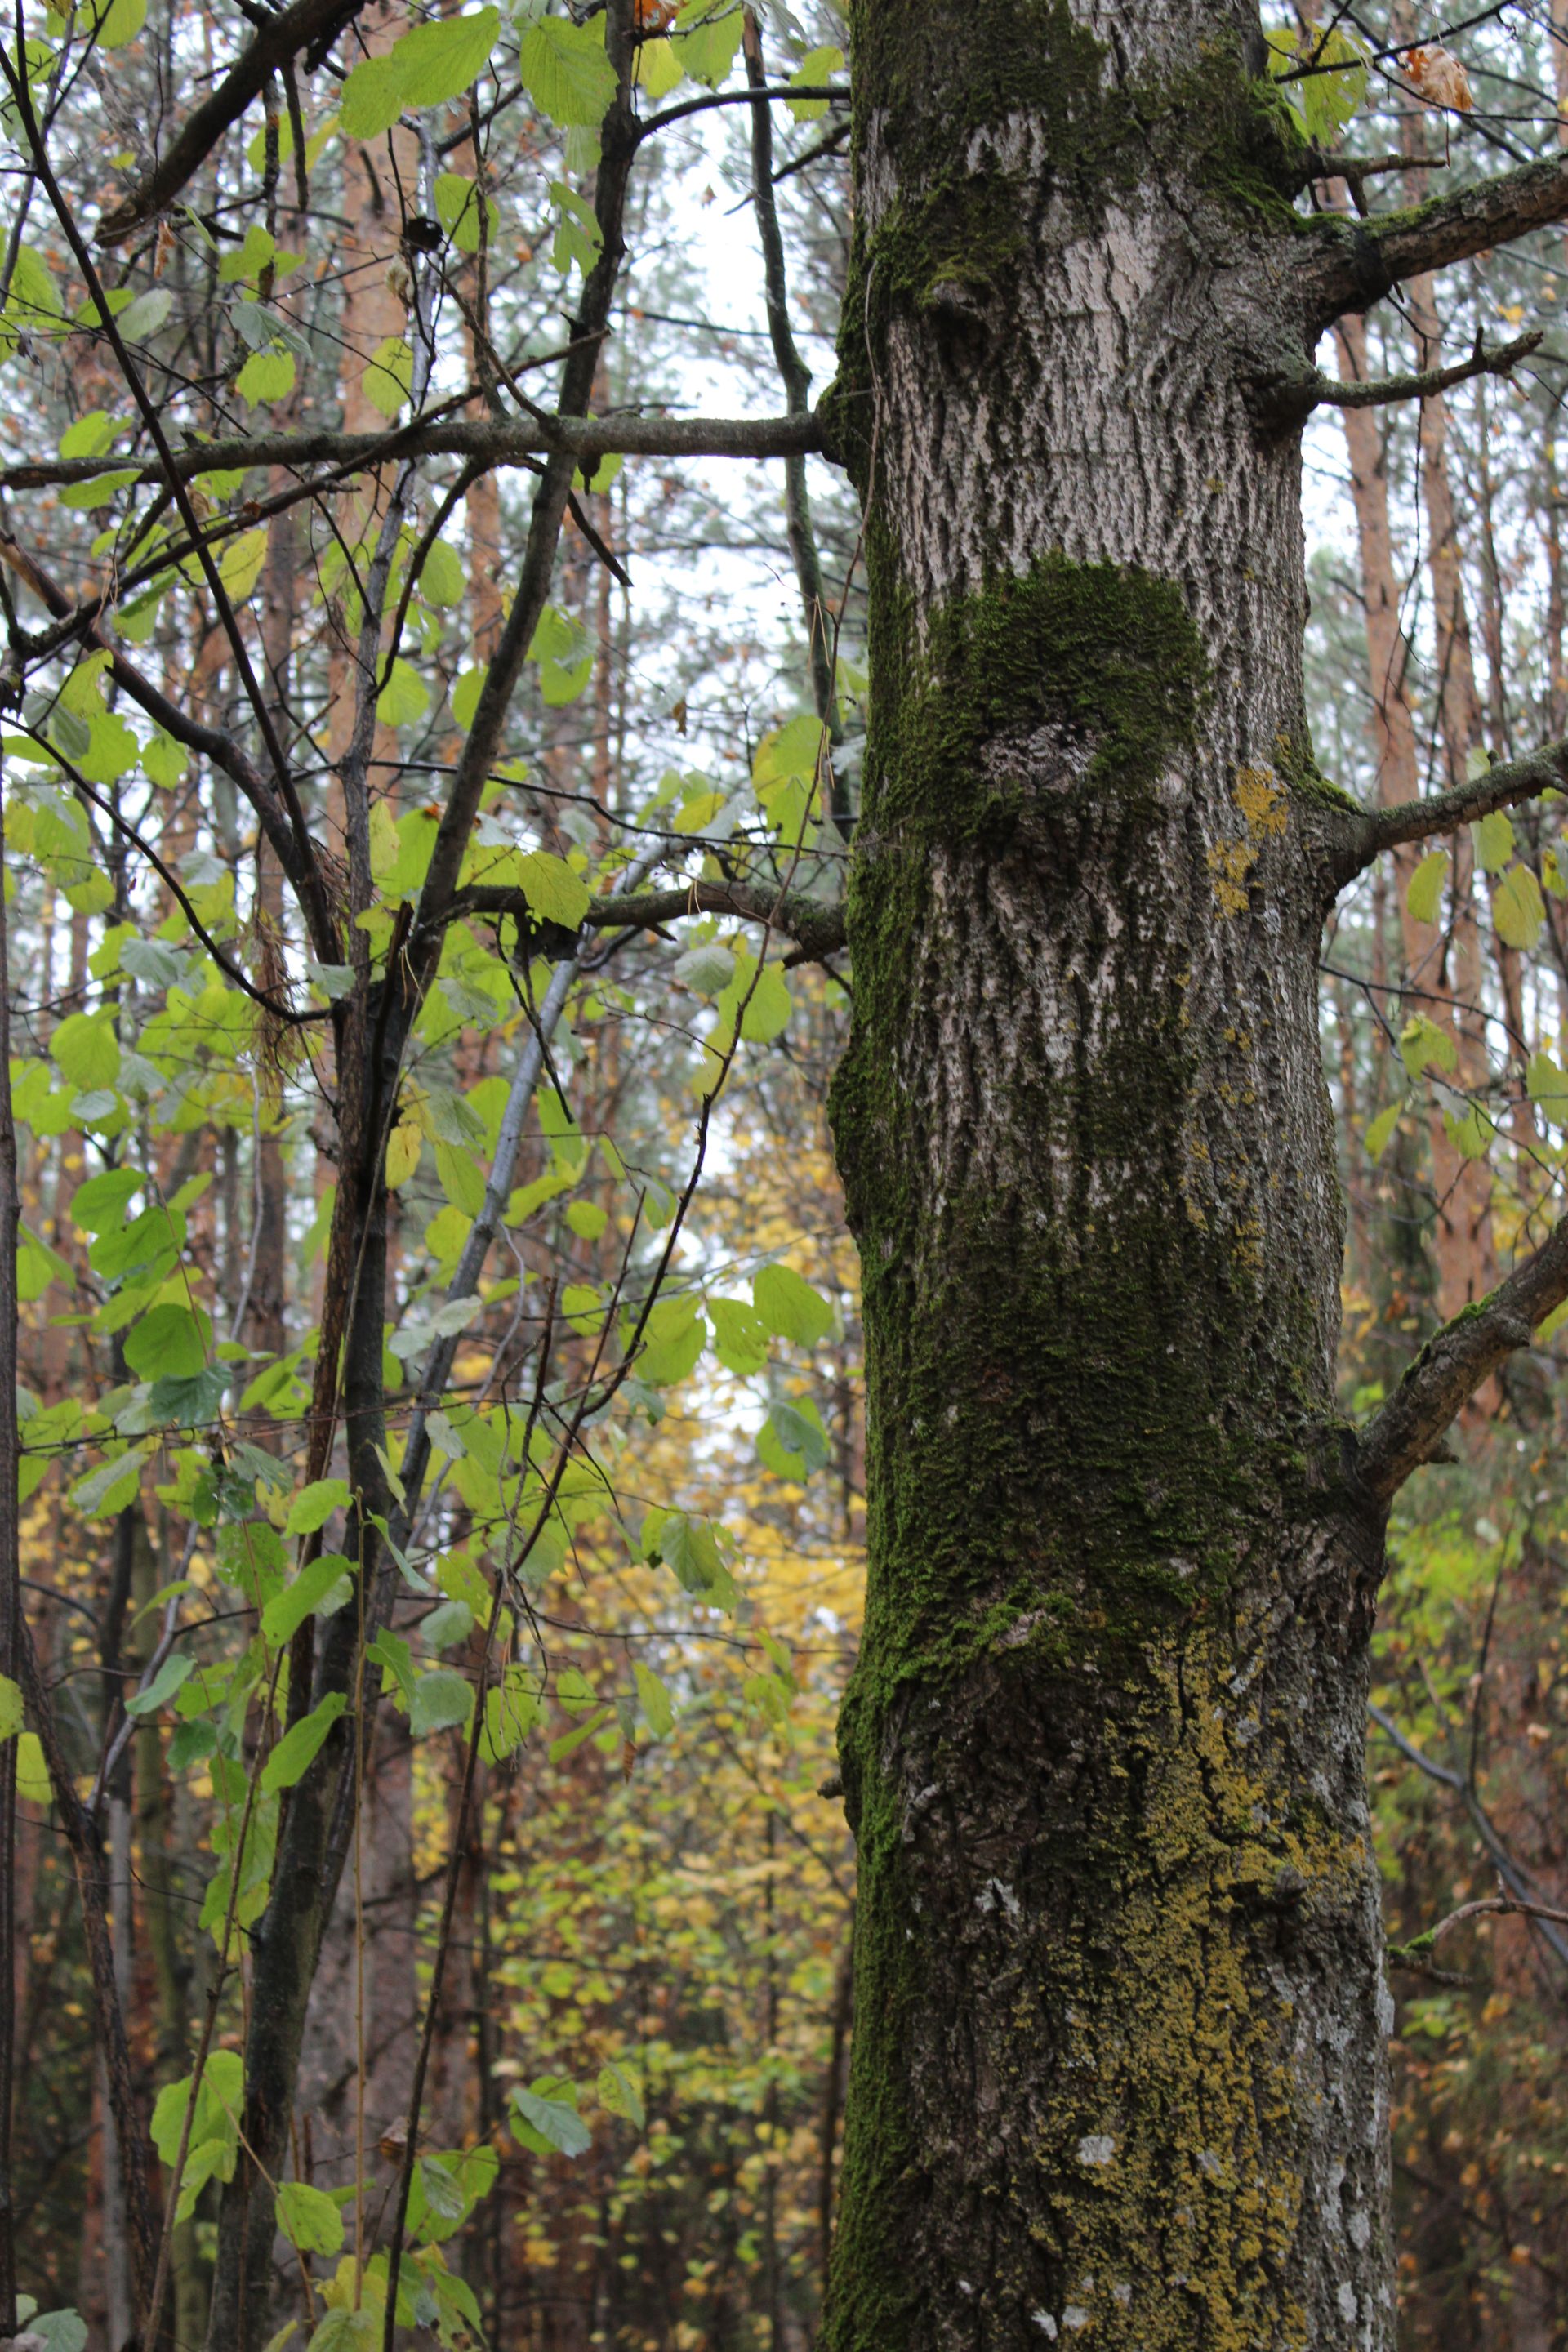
826,9 -> 1394,2345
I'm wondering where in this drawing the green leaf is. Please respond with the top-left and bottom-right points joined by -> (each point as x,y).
708,1297 -> 769,1376
217,224 -> 276,284
362,336 -> 413,419
409,1668 -> 474,1737
1475,809 -> 1515,874
673,942 -> 735,996
716,954 -> 791,1047
1267,24 -> 1368,144
633,34 -> 683,99
517,850 -> 590,931
91,0 -> 146,46
1363,1102 -> 1401,1162
395,5 -> 499,106
434,171 -> 484,254
60,411 -> 118,460
786,42 -> 843,119
51,1012 -> 121,1091
419,536 -> 466,607
450,666 -> 483,729
71,1448 -> 146,1518
671,0 -> 743,87
1493,862 -> 1545,951
1405,849 -> 1447,925
548,181 -> 603,281
284,1477 -> 350,1535
1444,1102 -> 1491,1162
144,729 -> 189,788
758,1396 -> 829,1482
219,528 -> 270,601
0,1673 -> 23,1740
123,1652 -> 194,1718
376,657 -> 428,728
751,1263 -> 833,1348
481,1668 -> 540,1763
1526,1049 -> 1568,1110
519,15 -> 618,125
1399,1014 -> 1458,1082
123,1302 -> 210,1380
434,1141 -> 487,1218
118,287 -> 172,341
632,1661 -> 672,1740
235,344 -> 296,407
71,1166 -> 141,1231
16,1731 -> 48,1804
338,54 -> 406,140
260,1692 -> 347,1791
27,2313 -> 88,2352
597,2059 -> 646,2127
513,2081 -> 591,2158
644,1510 -> 737,1610
261,1555 -> 355,1646
276,2180 -> 345,2256
307,2312 -> 378,2352
59,469 -> 140,511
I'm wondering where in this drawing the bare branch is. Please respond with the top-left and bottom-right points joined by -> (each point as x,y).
1356,1227 -> 1568,1502
454,878 -> 847,960
633,81 -> 846,148
0,408 -> 826,497
1368,1706 -> 1568,1970
95,0 -> 372,245
1311,327 -> 1542,412
1302,150 -> 1568,327
1334,735 -> 1568,883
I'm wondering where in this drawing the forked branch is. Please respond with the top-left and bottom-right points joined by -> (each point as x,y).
95,0 -> 371,243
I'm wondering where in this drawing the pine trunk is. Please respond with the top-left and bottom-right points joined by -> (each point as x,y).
826,8 -> 1396,2345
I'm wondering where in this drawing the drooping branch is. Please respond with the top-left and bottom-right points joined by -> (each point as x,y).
1309,327 -> 1542,413
95,0 -> 371,245
1334,734 -> 1568,881
1356,1217 -> 1568,1503
1302,149 -> 1568,327
0,407 -> 826,497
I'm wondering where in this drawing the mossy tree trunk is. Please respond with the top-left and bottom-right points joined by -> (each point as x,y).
821,6 -> 1516,2345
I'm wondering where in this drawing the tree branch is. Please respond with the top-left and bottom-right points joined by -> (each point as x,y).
1336,735 -> 1568,880
0,527 -> 336,962
1356,1224 -> 1568,1503
1368,1704 -> 1568,1970
1311,327 -> 1542,412
1302,150 -> 1568,327
0,408 -> 826,497
95,0 -> 371,245
455,878 -> 847,960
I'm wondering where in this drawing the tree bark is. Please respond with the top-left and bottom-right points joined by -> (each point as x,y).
826,9 -> 1396,2345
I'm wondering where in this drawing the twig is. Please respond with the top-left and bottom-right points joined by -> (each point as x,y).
1312,327 -> 1543,411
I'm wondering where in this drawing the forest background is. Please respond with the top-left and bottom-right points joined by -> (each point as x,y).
0,0 -> 1565,2348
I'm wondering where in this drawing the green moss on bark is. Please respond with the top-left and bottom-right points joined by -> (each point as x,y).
823,519 -> 1362,2347
826,4 -> 1304,478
